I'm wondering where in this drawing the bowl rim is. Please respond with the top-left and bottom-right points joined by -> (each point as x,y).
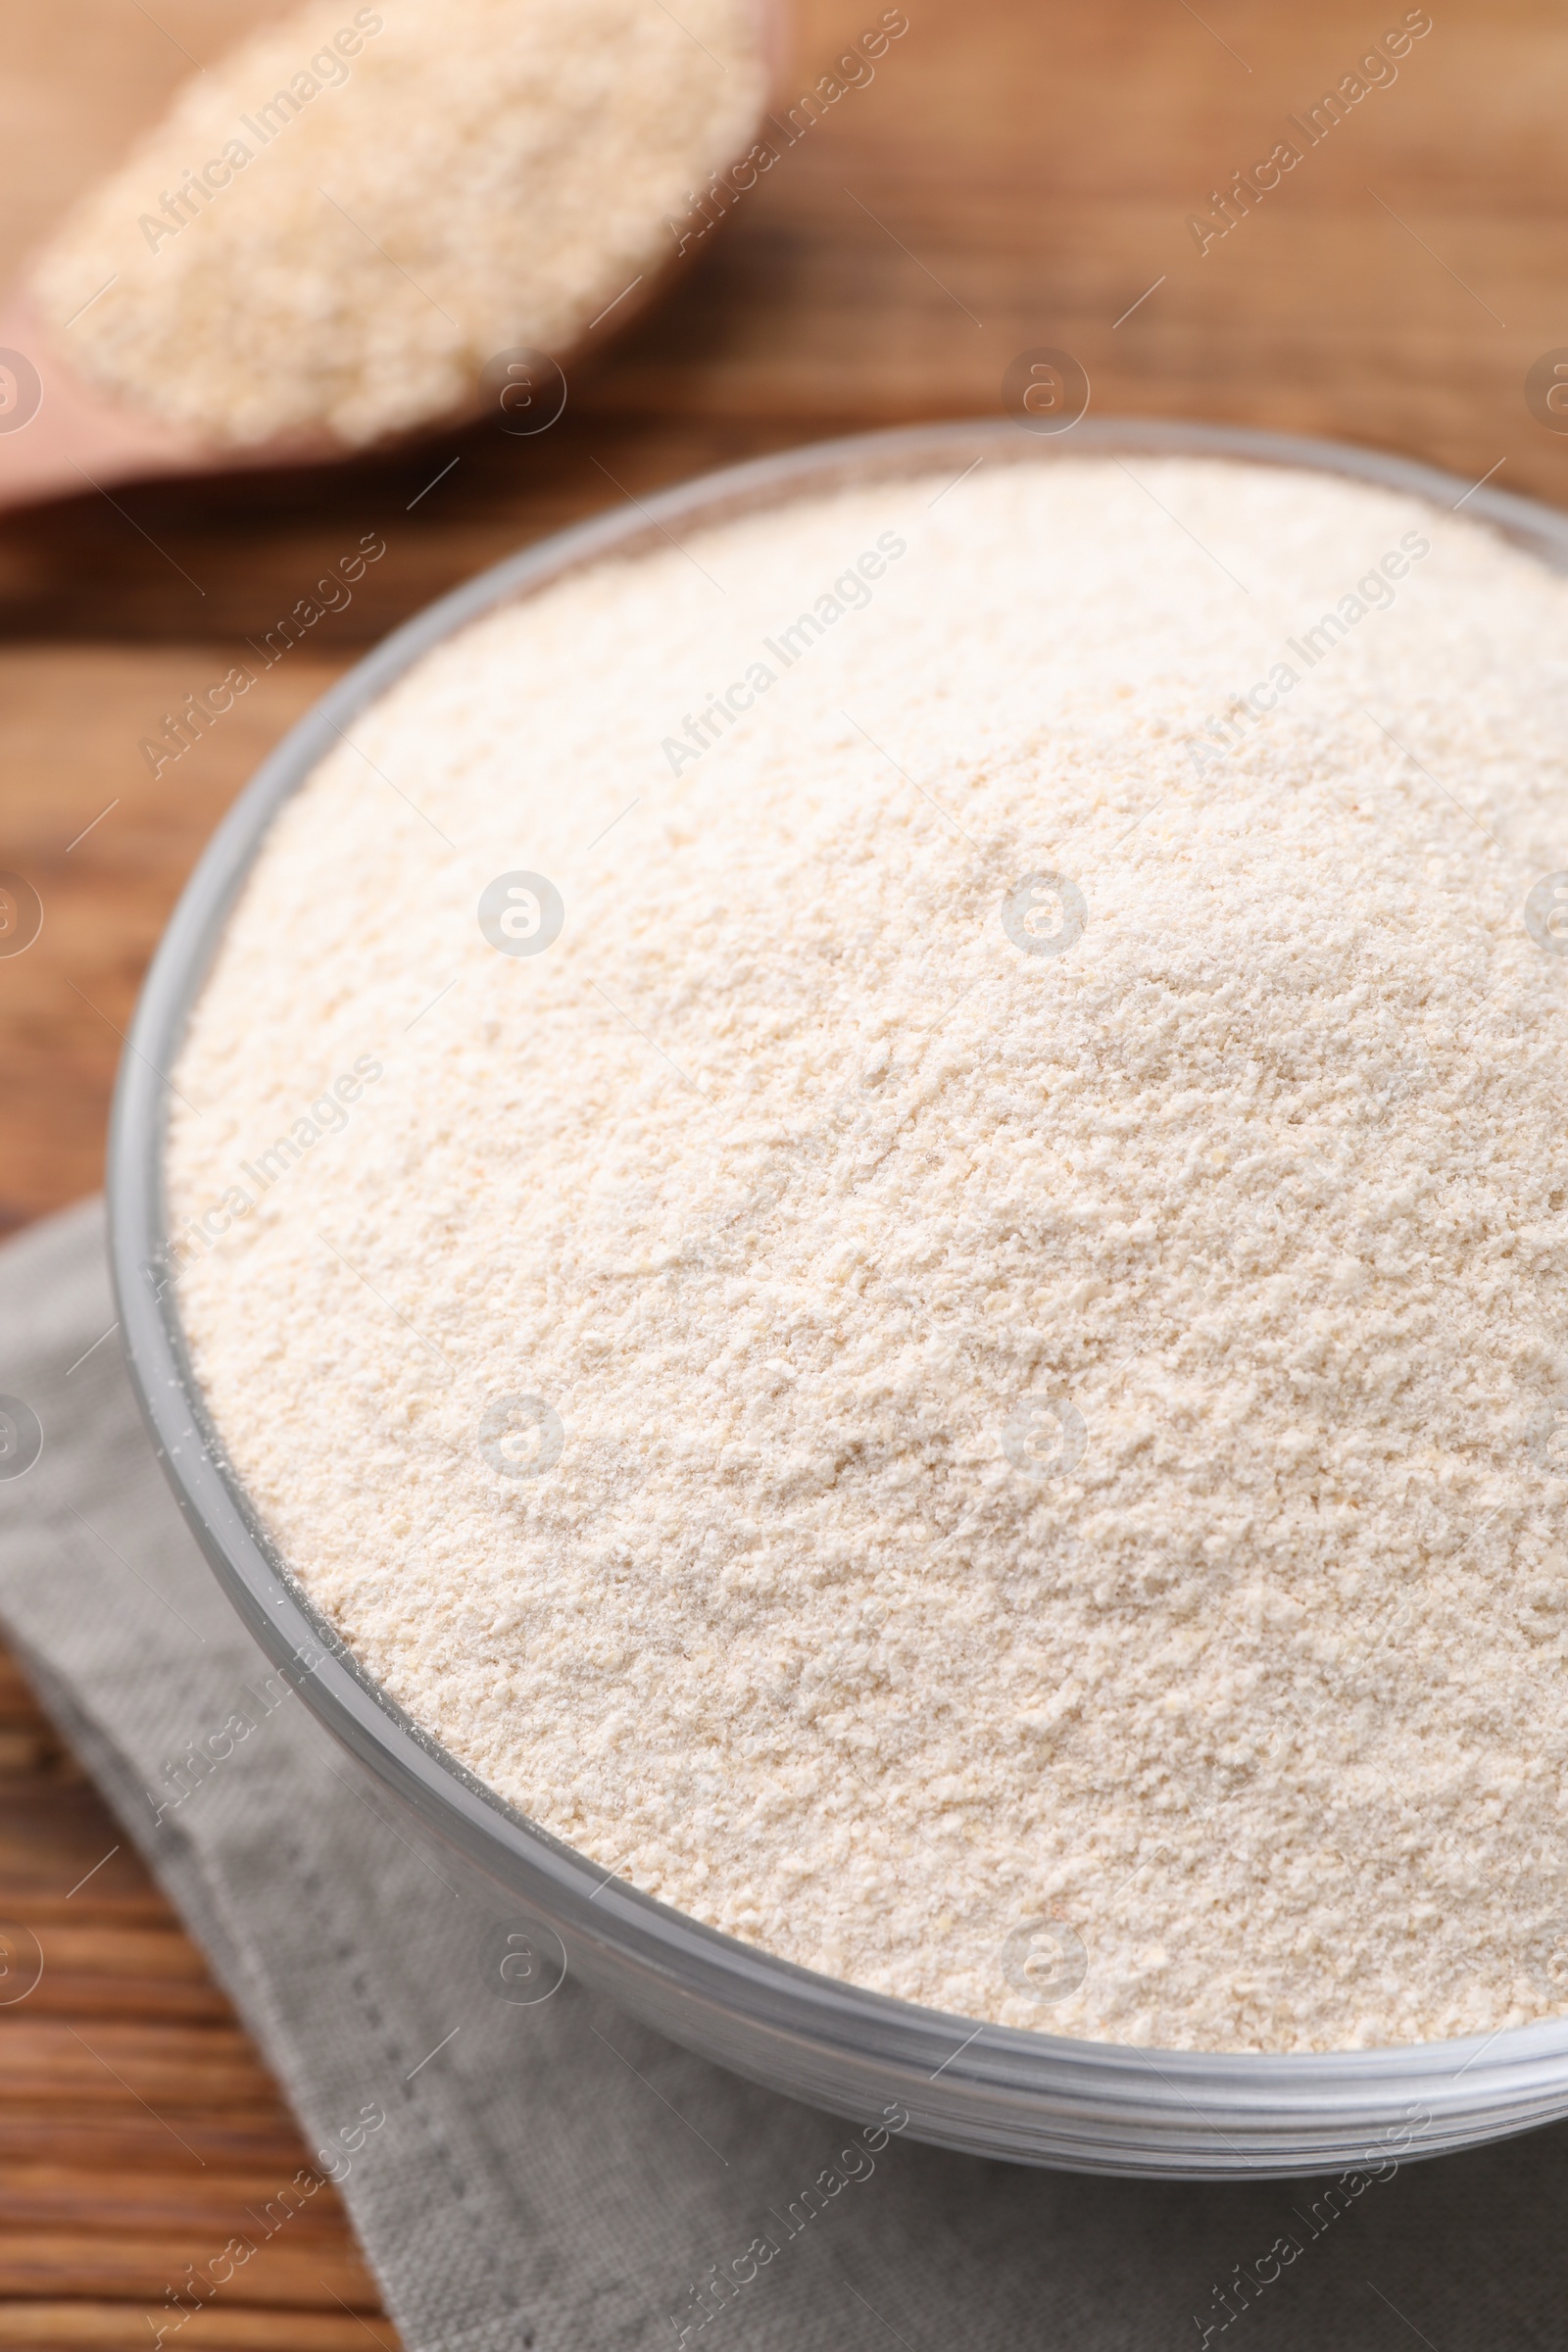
106,412 -> 1568,2144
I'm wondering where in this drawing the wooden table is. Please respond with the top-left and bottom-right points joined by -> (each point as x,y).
2,0 -> 1565,2339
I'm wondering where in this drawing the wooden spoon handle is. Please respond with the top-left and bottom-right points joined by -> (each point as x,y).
0,294 -> 224,515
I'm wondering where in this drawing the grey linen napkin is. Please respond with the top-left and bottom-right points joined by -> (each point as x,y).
1,1198 -> 1563,2352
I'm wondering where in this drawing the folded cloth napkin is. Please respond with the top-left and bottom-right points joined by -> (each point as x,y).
1,1198 -> 1562,2352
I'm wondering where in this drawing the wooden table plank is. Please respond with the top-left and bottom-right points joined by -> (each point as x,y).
0,2110 -> 331,2175
0,2021 -> 283,2108
0,2238 -> 376,2309
0,2314 -> 392,2352
0,2170 -> 370,2237
1,0 -> 1566,2342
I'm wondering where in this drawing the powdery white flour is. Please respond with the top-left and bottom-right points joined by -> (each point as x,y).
167,454 -> 1568,2053
31,0 -> 765,448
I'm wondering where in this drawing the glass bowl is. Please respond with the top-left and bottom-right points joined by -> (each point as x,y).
108,416 -> 1568,2178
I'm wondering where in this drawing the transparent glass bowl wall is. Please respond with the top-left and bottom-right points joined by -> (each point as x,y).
109,417 -> 1568,2179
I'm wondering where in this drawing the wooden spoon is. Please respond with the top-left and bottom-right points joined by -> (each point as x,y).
0,291 -> 305,511
0,0 -> 791,516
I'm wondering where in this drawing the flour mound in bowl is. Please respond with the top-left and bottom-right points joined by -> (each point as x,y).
165,452 -> 1568,2053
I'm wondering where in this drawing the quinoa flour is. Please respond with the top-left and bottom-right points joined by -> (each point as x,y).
30,0 -> 766,449
166,454 -> 1568,2054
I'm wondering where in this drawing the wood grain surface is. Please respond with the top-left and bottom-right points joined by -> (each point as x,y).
2,0 -> 1567,2339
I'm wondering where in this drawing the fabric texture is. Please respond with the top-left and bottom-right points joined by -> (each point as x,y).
0,1197 -> 1560,2352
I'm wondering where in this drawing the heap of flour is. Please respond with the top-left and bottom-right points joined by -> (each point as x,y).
167,452 -> 1568,2053
30,0 -> 766,448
